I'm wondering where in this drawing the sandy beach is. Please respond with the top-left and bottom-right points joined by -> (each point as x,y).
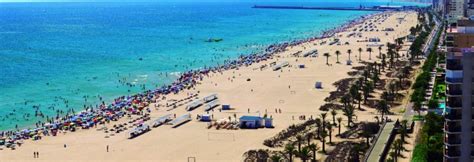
0,11 -> 419,162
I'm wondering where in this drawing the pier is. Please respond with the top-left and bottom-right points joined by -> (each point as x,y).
252,5 -> 418,12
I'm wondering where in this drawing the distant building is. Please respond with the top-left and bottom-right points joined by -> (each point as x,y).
239,116 -> 262,129
444,19 -> 474,162
467,0 -> 474,18
446,0 -> 466,24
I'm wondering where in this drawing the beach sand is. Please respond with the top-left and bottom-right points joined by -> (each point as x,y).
0,11 -> 419,162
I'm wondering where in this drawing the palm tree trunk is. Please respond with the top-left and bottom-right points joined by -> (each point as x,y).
329,132 -> 332,143
338,125 -> 341,135
381,111 -> 384,122
366,137 -> 370,146
347,117 -> 351,127
322,139 -> 326,153
358,99 -> 361,110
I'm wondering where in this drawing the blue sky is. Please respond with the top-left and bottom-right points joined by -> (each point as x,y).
0,0 -> 411,3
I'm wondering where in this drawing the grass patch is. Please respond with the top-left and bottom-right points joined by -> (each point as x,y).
413,115 -> 424,121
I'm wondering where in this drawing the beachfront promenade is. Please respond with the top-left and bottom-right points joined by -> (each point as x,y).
365,15 -> 441,162
366,122 -> 396,162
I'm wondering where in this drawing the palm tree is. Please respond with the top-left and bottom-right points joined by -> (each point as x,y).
388,151 -> 397,162
305,133 -> 313,145
296,135 -> 303,152
284,144 -> 296,162
388,48 -> 395,69
315,118 -> 322,139
360,125 -> 372,147
413,101 -> 422,117
367,47 -> 373,60
308,143 -> 319,162
347,49 -> 352,61
376,99 -> 389,122
335,50 -> 341,63
320,113 -> 327,130
378,46 -> 382,58
331,109 -> 337,125
362,81 -> 373,104
336,117 -> 343,135
342,104 -> 355,128
327,122 -> 333,144
400,120 -> 408,144
358,47 -> 362,61
323,53 -> 330,65
270,154 -> 282,162
393,138 -> 404,158
381,54 -> 386,71
320,130 -> 328,153
298,146 -> 311,162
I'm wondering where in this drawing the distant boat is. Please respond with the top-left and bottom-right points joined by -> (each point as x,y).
205,38 -> 223,43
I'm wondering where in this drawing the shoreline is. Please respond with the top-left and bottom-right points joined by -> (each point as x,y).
0,10 -> 380,133
0,10 -> 419,162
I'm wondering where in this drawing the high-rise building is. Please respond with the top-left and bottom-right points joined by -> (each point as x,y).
444,19 -> 474,162
446,0 -> 467,24
467,0 -> 474,18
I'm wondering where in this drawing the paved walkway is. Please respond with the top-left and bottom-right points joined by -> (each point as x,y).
366,122 -> 395,162
366,16 -> 441,162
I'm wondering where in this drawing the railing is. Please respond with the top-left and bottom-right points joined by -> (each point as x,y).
445,149 -> 461,157
363,122 -> 386,162
446,77 -> 463,83
446,60 -> 463,70
447,89 -> 462,96
445,124 -> 461,132
445,136 -> 461,145
445,113 -> 462,120
447,99 -> 462,107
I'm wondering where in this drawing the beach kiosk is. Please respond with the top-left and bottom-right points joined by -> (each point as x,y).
315,82 -> 323,89
346,60 -> 352,65
264,118 -> 274,128
199,114 -> 212,122
239,116 -> 263,129
368,37 -> 381,42
222,104 -> 231,110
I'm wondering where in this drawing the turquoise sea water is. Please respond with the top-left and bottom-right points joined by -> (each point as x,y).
0,1 -> 424,130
